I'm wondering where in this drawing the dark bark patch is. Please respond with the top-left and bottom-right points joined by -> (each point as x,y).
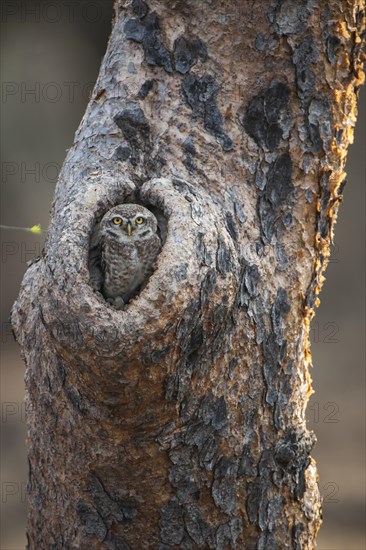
199,392 -> 228,431
164,372 -> 186,402
276,242 -> 289,271
137,79 -> 155,99
292,36 -> 318,99
215,523 -> 232,548
225,212 -> 238,242
168,464 -> 199,504
200,269 -> 217,307
126,7 -> 208,77
175,353 -> 199,387
304,279 -> 318,310
55,358 -> 66,386
269,0 -> 314,36
228,357 -> 238,380
196,232 -> 213,266
142,14 -> 173,73
258,449 -> 276,530
339,176 -> 347,195
183,393 -> 227,471
336,127 -> 344,145
127,62 -> 137,74
179,398 -> 201,426
234,201 -> 246,224
257,194 -> 276,241
229,516 -> 243,545
182,74 -> 217,113
184,506 -> 213,547
273,429 -> 316,499
149,345 -> 171,364
186,321 -> 204,367
124,18 -> 145,42
265,154 -> 293,207
262,289 -> 290,407
104,534 -> 132,549
267,493 -> 285,532
114,104 -> 150,166
283,211 -> 293,227
255,32 -> 266,51
64,386 -> 84,413
165,300 -> 207,402
156,421 -> 176,450
182,74 -> 234,151
271,287 -> 290,337
246,451 -> 274,530
115,145 -> 131,162
258,532 -> 276,549
212,456 -> 238,514
164,374 -> 181,401
254,307 -> 266,345
159,497 -> 185,545
97,428 -> 109,440
326,35 -> 341,63
181,432 -> 216,477
145,154 -> 167,178
319,215 -> 331,240
306,96 -> 333,152
246,480 -> 262,524
216,237 -> 232,277
180,535 -> 196,550
198,431 -> 221,470
254,167 -> 266,191
239,444 -> 258,477
263,332 -> 284,406
257,154 -> 294,243
238,260 -> 260,307
304,168 -> 333,309
124,12 -> 173,73
274,366 -> 295,429
182,136 -> 196,172
292,522 -> 305,549
88,473 -> 137,522
182,136 -> 196,155
132,0 -> 148,19
185,422 -> 217,458
76,501 -> 108,541
56,320 -> 83,345
211,311 -> 229,359
171,177 -> 198,198
243,81 -> 291,151
173,36 -> 208,74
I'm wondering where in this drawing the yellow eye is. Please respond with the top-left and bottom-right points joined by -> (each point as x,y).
135,217 -> 144,225
112,217 -> 122,225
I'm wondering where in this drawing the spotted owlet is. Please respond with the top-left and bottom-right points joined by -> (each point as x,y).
89,204 -> 161,309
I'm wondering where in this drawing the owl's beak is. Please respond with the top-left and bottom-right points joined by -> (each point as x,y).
126,222 -> 132,236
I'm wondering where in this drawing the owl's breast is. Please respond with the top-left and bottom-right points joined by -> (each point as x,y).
101,236 -> 160,302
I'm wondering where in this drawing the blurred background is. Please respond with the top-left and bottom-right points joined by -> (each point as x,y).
1,1 -> 365,548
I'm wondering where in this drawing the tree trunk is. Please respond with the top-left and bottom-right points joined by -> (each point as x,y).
11,1 -> 365,548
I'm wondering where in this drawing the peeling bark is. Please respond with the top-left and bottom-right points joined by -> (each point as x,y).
12,1 -> 365,548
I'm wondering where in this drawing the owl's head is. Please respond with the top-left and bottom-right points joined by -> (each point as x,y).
100,204 -> 158,242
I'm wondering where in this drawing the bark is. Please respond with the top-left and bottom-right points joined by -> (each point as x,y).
11,1 -> 365,548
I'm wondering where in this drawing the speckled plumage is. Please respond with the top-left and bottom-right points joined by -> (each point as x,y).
89,204 -> 161,308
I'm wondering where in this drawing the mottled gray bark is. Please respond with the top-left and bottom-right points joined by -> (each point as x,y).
12,1 -> 365,548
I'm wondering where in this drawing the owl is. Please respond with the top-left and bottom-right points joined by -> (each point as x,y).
89,204 -> 161,309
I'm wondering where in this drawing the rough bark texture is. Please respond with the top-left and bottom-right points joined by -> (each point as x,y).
11,1 -> 364,548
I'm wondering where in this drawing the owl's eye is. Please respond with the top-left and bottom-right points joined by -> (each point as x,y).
112,217 -> 122,225
135,217 -> 144,225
